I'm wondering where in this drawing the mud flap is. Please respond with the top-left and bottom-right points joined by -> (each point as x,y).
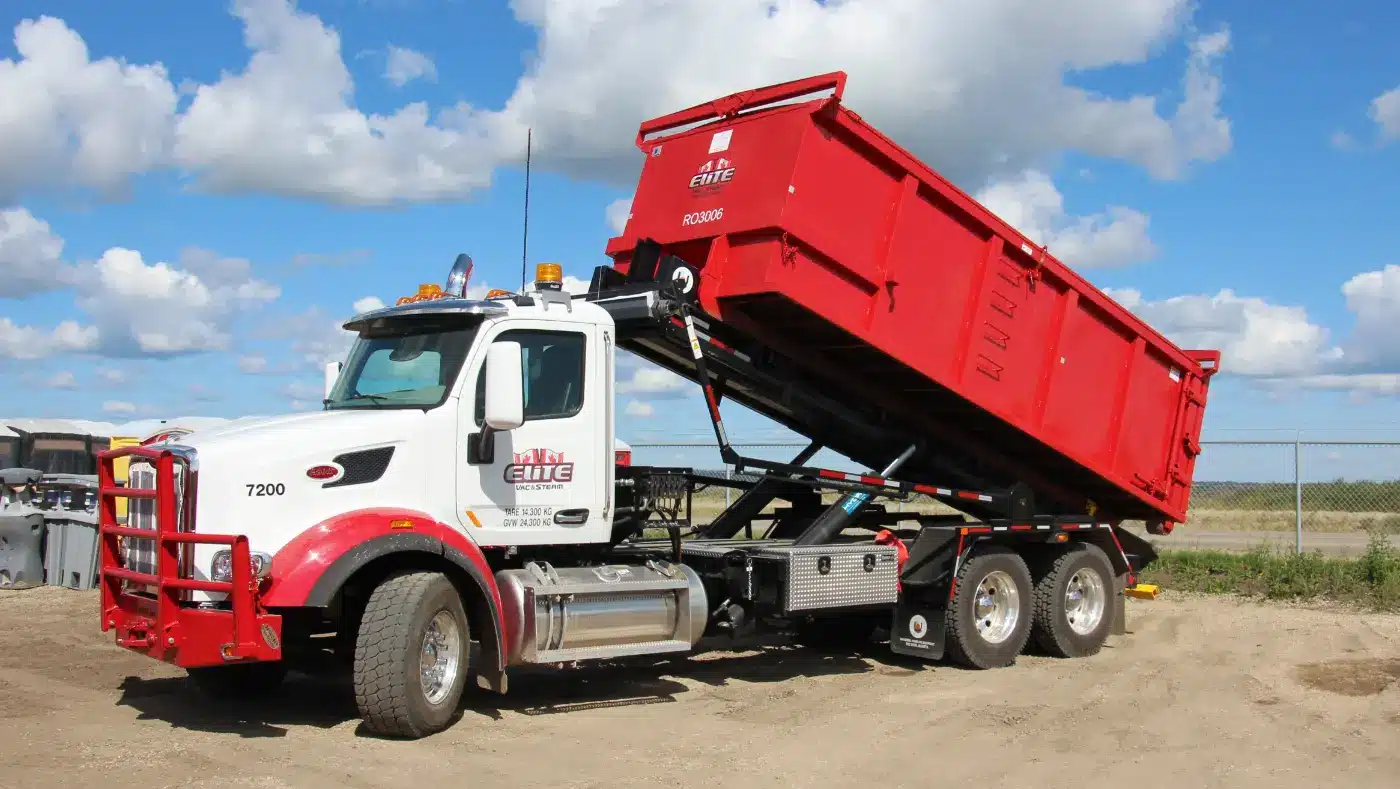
889,596 -> 946,660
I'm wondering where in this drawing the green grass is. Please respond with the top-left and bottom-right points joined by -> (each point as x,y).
1139,530 -> 1400,612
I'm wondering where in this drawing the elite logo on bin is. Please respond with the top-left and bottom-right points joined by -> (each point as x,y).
689,158 -> 735,191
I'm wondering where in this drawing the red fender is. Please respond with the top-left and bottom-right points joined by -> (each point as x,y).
264,508 -> 508,672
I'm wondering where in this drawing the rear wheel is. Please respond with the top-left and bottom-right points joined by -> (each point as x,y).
187,661 -> 287,699
1030,542 -> 1117,658
353,571 -> 470,738
945,545 -> 1033,669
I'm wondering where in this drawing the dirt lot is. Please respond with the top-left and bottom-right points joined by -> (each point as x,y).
2,587 -> 1398,789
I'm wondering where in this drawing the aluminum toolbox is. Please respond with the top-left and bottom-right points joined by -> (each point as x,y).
750,543 -> 900,614
604,72 -> 1220,526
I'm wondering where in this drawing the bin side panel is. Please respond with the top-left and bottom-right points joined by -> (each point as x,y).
954,248 -> 1060,430
1039,294 -> 1137,470
783,121 -> 905,290
610,94 -> 1215,524
623,106 -> 809,250
864,185 -> 987,371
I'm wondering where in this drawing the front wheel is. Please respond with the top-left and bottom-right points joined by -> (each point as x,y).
353,571 -> 471,738
944,545 -> 1033,669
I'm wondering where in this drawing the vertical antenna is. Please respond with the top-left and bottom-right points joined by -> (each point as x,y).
520,127 -> 532,292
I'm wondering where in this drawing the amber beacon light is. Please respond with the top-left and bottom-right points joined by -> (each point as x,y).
535,262 -> 563,290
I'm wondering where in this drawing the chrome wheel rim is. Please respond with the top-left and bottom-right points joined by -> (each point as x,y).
419,610 -> 462,706
973,569 -> 1021,644
1065,567 -> 1107,636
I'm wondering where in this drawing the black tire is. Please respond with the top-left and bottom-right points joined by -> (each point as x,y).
1030,542 -> 1118,658
353,571 -> 471,738
944,545 -> 1033,669
187,661 -> 288,699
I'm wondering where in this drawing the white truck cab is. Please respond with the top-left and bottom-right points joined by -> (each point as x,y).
128,261 -> 624,590
102,259 -> 710,738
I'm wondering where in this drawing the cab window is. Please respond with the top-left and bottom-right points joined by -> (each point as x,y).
474,330 -> 586,424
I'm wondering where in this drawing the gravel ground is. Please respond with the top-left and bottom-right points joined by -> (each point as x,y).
1,586 -> 1398,789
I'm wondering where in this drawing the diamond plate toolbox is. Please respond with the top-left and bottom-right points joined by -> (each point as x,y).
751,543 -> 900,613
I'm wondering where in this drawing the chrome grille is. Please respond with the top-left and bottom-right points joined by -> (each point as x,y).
123,460 -> 187,577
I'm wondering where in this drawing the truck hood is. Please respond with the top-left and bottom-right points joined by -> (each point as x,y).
178,409 -> 420,450
161,407 -> 446,589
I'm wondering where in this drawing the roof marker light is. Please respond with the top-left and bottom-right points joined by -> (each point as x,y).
397,283 -> 445,305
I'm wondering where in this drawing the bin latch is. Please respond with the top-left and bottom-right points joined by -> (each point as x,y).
1182,436 -> 1201,458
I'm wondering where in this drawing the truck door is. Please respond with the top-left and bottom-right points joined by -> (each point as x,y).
457,323 -> 609,546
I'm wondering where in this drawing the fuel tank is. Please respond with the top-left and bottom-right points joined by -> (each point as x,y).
496,560 -> 709,665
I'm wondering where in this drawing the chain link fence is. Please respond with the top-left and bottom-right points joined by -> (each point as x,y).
626,439 -> 1400,554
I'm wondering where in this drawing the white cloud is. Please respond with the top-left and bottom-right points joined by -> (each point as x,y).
95,367 -> 127,384
562,274 -> 590,294
75,246 -> 280,356
0,317 -> 98,360
1335,264 -> 1400,369
1370,86 -> 1400,141
1330,130 -> 1359,152
625,399 -> 654,418
42,371 -> 77,389
617,366 -> 689,397
265,306 -> 357,371
238,354 -> 269,374
0,2 -> 1232,207
0,211 -> 279,359
102,400 -> 137,416
279,380 -> 324,402
479,2 -> 1230,189
188,383 -> 221,402
384,45 -> 436,87
353,296 -> 385,313
0,16 -> 178,201
605,197 -> 632,236
976,170 -> 1156,269
170,0 -> 496,205
1108,286 -> 1337,378
1290,374 -> 1400,399
1106,265 -> 1400,397
0,207 -> 72,297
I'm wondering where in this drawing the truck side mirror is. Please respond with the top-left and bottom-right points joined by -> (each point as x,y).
470,341 -> 525,465
483,341 -> 524,431
324,361 -> 342,400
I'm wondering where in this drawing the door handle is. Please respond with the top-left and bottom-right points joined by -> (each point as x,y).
554,508 -> 589,525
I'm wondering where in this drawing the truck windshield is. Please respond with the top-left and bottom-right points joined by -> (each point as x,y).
324,318 -> 481,410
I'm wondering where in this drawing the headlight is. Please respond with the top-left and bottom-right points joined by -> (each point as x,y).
210,549 -> 273,582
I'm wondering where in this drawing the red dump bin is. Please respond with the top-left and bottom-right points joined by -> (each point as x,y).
604,73 -> 1220,527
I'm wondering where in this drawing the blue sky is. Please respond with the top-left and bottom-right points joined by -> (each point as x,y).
2,0 -> 1400,482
